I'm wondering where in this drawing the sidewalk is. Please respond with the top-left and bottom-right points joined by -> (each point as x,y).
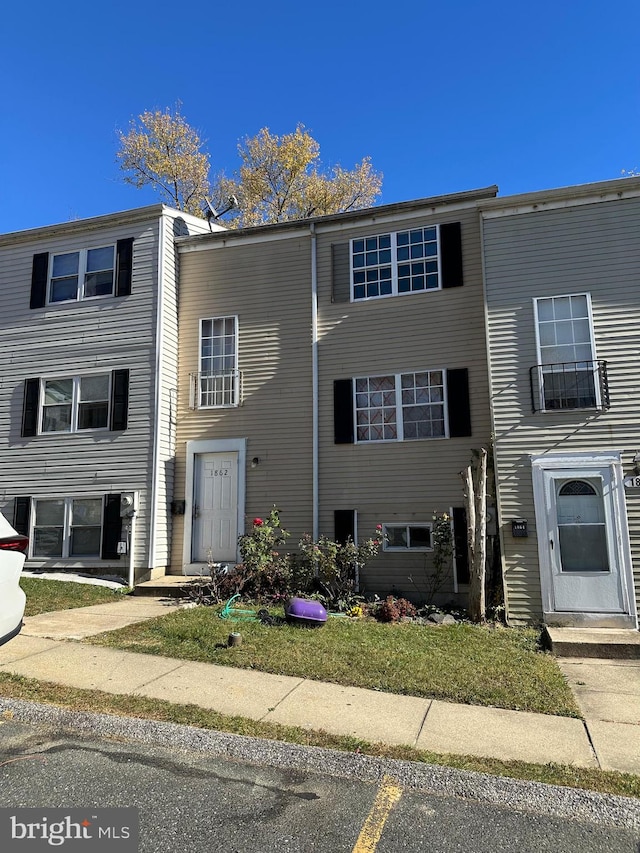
1,597 -> 639,776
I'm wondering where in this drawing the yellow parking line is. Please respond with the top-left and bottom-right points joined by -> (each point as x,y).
352,776 -> 403,853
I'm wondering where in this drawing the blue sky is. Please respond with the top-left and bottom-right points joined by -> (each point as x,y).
2,0 -> 638,233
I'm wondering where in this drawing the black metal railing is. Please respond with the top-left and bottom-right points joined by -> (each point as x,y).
529,360 -> 609,413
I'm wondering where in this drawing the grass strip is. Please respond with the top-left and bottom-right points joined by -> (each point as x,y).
0,672 -> 637,800
88,607 -> 580,717
21,578 -> 127,617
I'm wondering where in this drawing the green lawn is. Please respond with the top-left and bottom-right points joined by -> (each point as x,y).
89,606 -> 580,718
20,577 -> 128,617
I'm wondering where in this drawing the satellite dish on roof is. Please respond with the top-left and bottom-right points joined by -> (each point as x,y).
202,196 -> 239,230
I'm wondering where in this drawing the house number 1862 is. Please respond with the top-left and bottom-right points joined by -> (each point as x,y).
213,469 -> 229,476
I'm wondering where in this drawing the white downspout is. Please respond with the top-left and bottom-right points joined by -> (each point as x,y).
128,513 -> 137,590
311,223 -> 319,541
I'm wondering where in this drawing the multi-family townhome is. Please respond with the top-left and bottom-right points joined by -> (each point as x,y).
0,205 -> 218,586
481,177 -> 640,629
171,186 -> 497,602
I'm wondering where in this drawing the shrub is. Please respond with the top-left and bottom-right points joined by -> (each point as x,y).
296,527 -> 384,612
374,595 -> 417,623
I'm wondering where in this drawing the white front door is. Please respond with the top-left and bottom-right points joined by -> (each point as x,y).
192,452 -> 238,563
532,454 -> 637,626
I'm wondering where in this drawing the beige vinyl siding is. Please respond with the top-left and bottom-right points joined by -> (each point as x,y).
315,206 -> 492,598
483,196 -> 640,623
0,215 -> 162,576
172,233 -> 314,570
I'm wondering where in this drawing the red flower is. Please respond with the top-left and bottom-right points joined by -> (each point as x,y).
373,540 -> 380,546
253,518 -> 264,527
376,524 -> 383,531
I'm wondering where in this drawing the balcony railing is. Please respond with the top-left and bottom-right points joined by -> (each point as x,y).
529,360 -> 610,413
189,371 -> 242,409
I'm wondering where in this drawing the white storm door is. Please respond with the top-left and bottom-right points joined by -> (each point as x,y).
192,453 -> 238,563
542,468 -> 624,613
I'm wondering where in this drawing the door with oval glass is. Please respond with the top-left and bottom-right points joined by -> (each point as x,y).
543,468 -> 623,613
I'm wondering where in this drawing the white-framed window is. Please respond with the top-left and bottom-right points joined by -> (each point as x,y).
351,225 -> 440,300
355,370 -> 446,442
383,523 -> 433,551
533,294 -> 600,411
198,316 -> 239,407
41,374 -> 111,433
49,246 -> 115,304
32,496 -> 103,558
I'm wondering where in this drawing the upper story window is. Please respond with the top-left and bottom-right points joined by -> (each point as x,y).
351,227 -> 439,300
194,317 -> 240,408
21,370 -> 129,437
30,238 -> 134,310
42,375 -> 110,432
50,246 -> 115,303
532,294 -> 608,412
333,367 -> 471,445
346,221 -> 463,302
355,370 -> 446,441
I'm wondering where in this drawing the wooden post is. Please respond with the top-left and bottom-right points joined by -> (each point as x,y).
472,447 -> 488,622
461,448 -> 487,623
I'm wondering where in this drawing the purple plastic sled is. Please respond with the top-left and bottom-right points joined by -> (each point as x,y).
284,597 -> 328,627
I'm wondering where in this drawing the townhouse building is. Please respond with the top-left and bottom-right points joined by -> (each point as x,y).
171,186 -> 498,601
0,205 -> 217,585
481,177 -> 640,629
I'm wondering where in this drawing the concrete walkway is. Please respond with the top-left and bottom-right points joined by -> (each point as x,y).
1,598 -> 638,776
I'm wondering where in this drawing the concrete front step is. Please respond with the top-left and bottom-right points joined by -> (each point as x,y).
134,576 -> 196,598
543,626 -> 640,659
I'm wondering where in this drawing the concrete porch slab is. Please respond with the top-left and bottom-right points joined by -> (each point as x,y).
263,680 -> 431,746
543,627 -> 640,659
134,576 -> 195,597
415,700 -> 597,768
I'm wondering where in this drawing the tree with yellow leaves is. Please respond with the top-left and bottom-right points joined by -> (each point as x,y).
117,106 -> 211,217
214,124 -> 382,227
117,108 -> 382,225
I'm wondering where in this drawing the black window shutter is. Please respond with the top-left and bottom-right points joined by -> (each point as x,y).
102,494 -> 122,560
334,379 -> 354,444
440,222 -> 464,289
447,368 -> 471,437
331,243 -> 350,303
13,497 -> 32,537
452,507 -> 470,584
115,238 -> 134,297
30,253 -> 49,309
335,509 -> 356,544
22,378 -> 40,437
110,370 -> 129,431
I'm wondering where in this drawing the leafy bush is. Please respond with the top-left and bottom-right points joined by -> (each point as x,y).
374,596 -> 417,623
295,526 -> 384,612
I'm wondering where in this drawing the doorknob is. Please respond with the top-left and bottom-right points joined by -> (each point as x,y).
550,538 -> 554,550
